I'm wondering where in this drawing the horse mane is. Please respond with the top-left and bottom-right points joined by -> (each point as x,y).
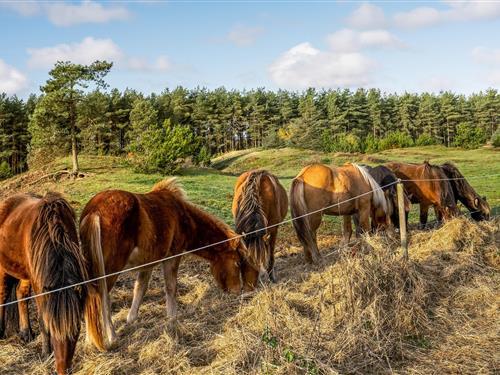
440,162 -> 475,202
234,170 -> 271,269
352,164 -> 388,214
151,177 -> 187,199
31,192 -> 88,340
424,162 -> 456,209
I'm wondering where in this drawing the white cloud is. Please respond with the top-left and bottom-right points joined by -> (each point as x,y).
27,37 -> 171,73
0,59 -> 28,95
269,42 -> 374,89
127,55 -> 171,72
27,37 -> 124,68
327,29 -> 404,52
472,46 -> 500,65
1,1 -> 130,27
421,76 -> 455,92
227,25 -> 264,47
394,1 -> 500,29
347,3 -> 386,29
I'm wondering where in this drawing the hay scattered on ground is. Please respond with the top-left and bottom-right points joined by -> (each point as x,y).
0,217 -> 498,374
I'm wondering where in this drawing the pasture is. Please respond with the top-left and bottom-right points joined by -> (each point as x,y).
0,146 -> 498,374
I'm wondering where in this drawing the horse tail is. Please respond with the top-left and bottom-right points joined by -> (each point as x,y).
79,214 -> 107,351
290,177 -> 316,253
352,163 -> 388,215
234,171 -> 269,272
30,193 -> 87,342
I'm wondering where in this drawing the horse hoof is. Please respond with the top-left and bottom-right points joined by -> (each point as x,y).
19,328 -> 35,343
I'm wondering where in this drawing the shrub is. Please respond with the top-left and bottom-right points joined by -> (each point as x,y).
0,161 -> 12,180
378,131 -> 414,151
415,133 -> 438,146
322,131 -> 362,153
193,145 -> 212,167
129,119 -> 198,174
453,122 -> 486,149
363,134 -> 380,153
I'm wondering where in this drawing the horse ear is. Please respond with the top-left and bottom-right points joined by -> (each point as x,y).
474,197 -> 479,208
483,196 -> 487,201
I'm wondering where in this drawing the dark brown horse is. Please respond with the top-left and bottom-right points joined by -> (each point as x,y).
440,163 -> 490,221
0,193 -> 88,375
290,163 -> 389,263
232,170 -> 288,282
360,165 -> 411,230
386,161 -> 459,227
79,178 -> 258,349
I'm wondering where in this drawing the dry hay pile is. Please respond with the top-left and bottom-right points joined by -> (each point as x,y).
0,217 -> 498,374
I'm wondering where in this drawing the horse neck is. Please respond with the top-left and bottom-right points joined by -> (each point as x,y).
182,203 -> 233,261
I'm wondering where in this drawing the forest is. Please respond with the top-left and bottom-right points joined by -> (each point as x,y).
0,61 -> 499,179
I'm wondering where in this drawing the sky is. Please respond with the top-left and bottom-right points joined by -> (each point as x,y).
0,0 -> 499,97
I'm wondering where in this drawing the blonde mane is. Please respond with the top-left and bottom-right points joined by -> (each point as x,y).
151,177 -> 187,199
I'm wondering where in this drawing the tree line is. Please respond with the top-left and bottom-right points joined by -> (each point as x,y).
0,61 -> 499,179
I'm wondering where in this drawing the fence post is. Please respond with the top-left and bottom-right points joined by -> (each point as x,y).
397,179 -> 408,260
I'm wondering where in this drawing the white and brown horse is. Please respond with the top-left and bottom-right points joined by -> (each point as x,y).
79,178 -> 258,350
232,170 -> 288,282
290,163 -> 389,263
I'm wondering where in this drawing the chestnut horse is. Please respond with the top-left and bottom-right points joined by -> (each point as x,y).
440,163 -> 490,221
0,193 -> 88,375
354,165 -> 411,231
232,170 -> 288,282
79,178 -> 258,349
290,163 -> 388,263
386,161 -> 459,227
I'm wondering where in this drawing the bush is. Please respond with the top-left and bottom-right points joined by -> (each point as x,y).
378,131 -> 414,151
415,133 -> 438,146
363,134 -> 380,153
129,119 -> 198,174
0,161 -> 12,180
491,129 -> 500,148
193,145 -> 212,167
453,122 -> 486,149
322,131 -> 362,153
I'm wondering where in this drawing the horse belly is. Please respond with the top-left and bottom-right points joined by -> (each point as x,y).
124,246 -> 158,269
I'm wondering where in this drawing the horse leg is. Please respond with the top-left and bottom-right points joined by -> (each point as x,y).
16,279 -> 33,343
0,271 -> 7,339
305,213 -> 322,264
419,203 -> 430,229
162,257 -> 181,318
34,298 -> 52,357
358,205 -> 371,234
127,269 -> 152,324
342,215 -> 353,245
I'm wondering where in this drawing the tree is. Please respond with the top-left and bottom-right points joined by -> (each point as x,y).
30,60 -> 112,174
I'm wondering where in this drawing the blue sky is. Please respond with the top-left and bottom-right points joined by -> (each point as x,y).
1,1 -> 499,97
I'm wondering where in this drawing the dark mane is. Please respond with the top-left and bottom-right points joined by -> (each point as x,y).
424,162 -> 457,211
31,192 -> 88,340
234,170 -> 270,268
440,162 -> 474,208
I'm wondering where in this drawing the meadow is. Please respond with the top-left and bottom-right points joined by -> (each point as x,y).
0,145 -> 498,374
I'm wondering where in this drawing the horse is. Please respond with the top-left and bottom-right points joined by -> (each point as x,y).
0,193 -> 88,375
440,162 -> 490,221
79,178 -> 259,349
232,170 -> 288,282
353,165 -> 411,231
290,163 -> 389,263
386,161 -> 459,228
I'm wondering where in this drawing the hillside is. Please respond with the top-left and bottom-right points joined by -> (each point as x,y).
0,146 -> 499,374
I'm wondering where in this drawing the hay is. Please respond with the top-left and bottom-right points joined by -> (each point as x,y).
0,218 -> 498,374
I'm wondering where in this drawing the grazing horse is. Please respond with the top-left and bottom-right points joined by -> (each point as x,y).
232,170 -> 288,282
386,161 -> 459,227
440,163 -> 490,221
290,163 -> 388,263
79,178 -> 258,350
360,165 -> 411,230
0,193 -> 88,375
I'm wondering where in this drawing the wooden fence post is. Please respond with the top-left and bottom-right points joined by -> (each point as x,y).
397,179 -> 408,260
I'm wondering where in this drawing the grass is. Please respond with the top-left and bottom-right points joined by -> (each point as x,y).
0,145 -> 499,374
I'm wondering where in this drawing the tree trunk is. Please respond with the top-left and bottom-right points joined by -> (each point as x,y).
71,130 -> 79,174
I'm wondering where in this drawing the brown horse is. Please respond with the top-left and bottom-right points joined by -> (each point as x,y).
290,163 -> 389,263
440,163 -> 491,221
386,161 -> 459,227
232,170 -> 288,282
0,193 -> 88,375
79,178 -> 258,349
